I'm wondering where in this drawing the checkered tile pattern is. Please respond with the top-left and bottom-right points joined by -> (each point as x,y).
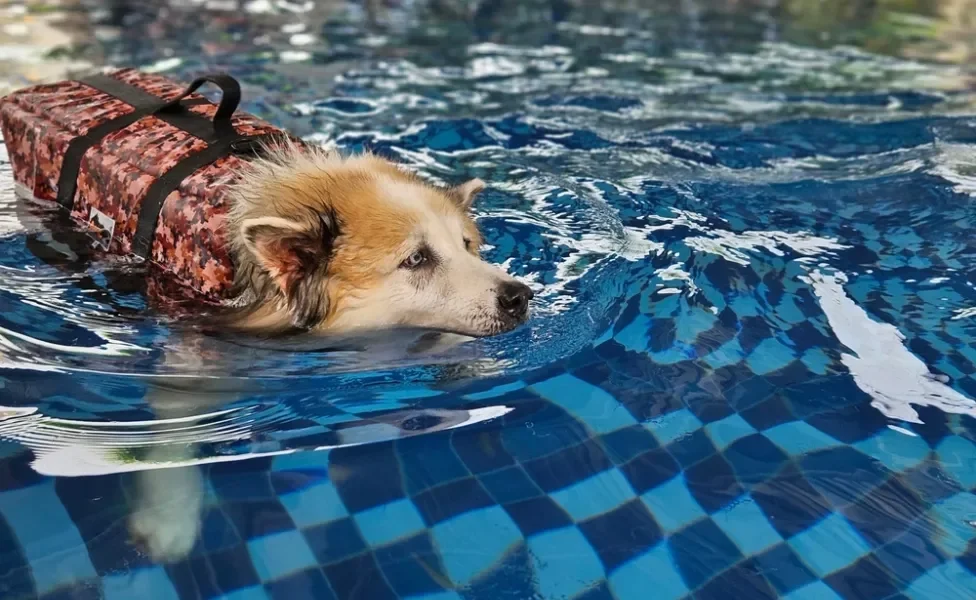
2,330 -> 976,600
3,11 -> 976,599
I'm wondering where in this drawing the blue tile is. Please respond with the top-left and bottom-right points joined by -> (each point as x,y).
705,413 -> 757,450
714,496 -> 784,555
39,581 -> 106,600
666,428 -> 719,469
0,513 -> 34,599
599,425 -> 659,465
54,474 -> 148,575
451,429 -> 515,473
216,586 -> 269,600
695,557 -> 778,600
620,447 -> 681,494
640,475 -> 706,534
747,337 -> 798,375
478,466 -> 543,505
420,593 -> 464,600
413,477 -> 493,526
805,404 -> 890,445
529,374 -> 638,435
500,401 -> 593,463
931,493 -> 976,558
800,447 -> 891,508
247,530 -> 317,583
669,518 -> 743,589
609,542 -> 688,600
103,568 -> 179,600
907,559 -> 976,600
753,544 -> 817,595
189,508 -> 239,558
164,558 -> 207,600
901,461 -> 962,506
354,498 -> 426,547
841,477 -> 926,546
550,468 -> 637,522
751,465 -> 834,538
432,506 -> 521,586
579,499 -> 662,570
323,552 -> 397,600
873,521 -> 948,588
823,555 -> 901,600
303,517 -> 367,565
763,421 -> 841,456
265,568 -> 336,600
784,581 -> 844,600
0,482 -> 96,595
527,527 -> 605,600
375,533 -> 449,598
503,496 -> 573,537
329,442 -> 405,513
522,439 -> 612,493
645,409 -> 702,445
684,453 -> 745,513
222,500 -> 295,540
208,544 -> 261,595
937,436 -> 976,490
464,380 -> 526,400
740,393 -> 796,431
458,543 -> 536,600
573,582 -> 616,600
280,481 -> 348,529
211,472 -> 275,502
723,434 -> 789,485
397,434 -> 470,494
853,427 -> 930,473
683,388 -> 735,424
788,513 -> 873,577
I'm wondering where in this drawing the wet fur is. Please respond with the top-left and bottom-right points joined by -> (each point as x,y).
219,141 -> 525,337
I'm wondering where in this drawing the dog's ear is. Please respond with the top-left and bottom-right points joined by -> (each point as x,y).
240,214 -> 336,328
451,178 -> 485,211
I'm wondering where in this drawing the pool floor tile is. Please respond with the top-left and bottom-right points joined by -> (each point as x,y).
713,496 -> 784,555
431,506 -> 521,587
578,499 -> 662,571
264,568 -> 335,600
527,527 -> 605,600
640,475 -> 706,534
247,530 -> 318,583
609,542 -> 688,600
787,513 -> 873,577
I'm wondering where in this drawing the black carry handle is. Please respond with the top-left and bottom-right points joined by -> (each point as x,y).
155,73 -> 241,137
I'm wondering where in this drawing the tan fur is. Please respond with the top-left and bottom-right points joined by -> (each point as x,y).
223,141 -> 525,337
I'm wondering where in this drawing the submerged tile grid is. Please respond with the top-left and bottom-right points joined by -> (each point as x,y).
0,333 -> 974,600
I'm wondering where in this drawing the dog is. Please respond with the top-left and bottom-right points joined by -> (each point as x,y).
123,142 -> 533,562
219,140 -> 534,337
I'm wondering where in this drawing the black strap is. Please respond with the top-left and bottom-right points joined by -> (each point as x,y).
130,132 -> 286,259
56,72 -> 236,209
156,74 -> 241,140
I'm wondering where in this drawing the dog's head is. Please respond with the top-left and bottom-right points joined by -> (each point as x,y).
227,143 -> 532,337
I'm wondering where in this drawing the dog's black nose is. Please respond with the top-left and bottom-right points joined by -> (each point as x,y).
497,281 -> 533,319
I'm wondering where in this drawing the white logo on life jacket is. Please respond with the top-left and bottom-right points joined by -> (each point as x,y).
87,207 -> 116,251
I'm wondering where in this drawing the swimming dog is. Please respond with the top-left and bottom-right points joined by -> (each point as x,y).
220,141 -> 533,337
125,143 -> 533,562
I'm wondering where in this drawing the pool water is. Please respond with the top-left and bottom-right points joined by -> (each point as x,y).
1,1 -> 976,599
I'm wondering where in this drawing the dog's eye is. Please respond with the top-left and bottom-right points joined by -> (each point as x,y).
402,249 -> 429,269
463,237 -> 472,251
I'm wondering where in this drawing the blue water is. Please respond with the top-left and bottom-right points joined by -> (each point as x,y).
1,1 -> 976,599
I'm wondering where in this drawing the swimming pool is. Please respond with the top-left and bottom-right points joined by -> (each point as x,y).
1,0 -> 975,598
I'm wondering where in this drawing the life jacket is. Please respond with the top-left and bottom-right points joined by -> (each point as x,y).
0,69 -> 297,302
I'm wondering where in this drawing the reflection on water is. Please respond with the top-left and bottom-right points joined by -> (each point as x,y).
1,0 -> 976,596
